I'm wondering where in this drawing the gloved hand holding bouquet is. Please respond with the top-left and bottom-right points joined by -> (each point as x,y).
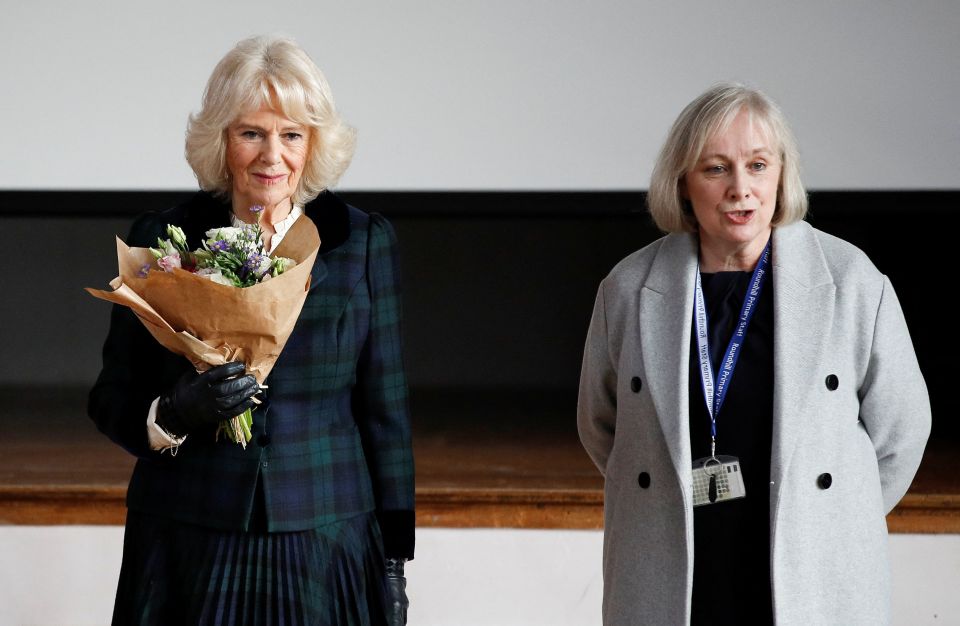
87,204 -> 320,447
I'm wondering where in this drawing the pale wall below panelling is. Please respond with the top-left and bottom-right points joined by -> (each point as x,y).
0,527 -> 957,625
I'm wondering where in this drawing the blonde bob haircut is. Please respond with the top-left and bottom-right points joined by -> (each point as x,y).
648,83 -> 807,233
185,35 -> 356,207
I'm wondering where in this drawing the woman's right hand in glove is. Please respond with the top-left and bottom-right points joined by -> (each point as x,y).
155,362 -> 259,437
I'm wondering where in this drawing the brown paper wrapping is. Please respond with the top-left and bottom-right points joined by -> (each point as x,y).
86,216 -> 321,384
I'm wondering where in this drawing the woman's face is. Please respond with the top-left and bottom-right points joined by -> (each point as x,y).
682,109 -> 781,264
226,106 -> 310,214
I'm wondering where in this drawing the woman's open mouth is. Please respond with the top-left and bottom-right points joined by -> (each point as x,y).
724,210 -> 754,225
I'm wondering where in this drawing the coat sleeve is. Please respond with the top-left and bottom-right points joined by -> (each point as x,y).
858,275 -> 931,513
353,213 -> 416,560
87,211 -> 177,458
577,281 -> 618,476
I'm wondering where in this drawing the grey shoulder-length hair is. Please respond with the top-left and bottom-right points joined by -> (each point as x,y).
185,35 -> 356,206
648,83 -> 807,233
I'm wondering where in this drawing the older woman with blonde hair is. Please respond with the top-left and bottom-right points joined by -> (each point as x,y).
90,35 -> 414,625
578,83 -> 930,625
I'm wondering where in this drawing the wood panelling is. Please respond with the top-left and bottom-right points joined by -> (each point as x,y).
1,388 -> 956,532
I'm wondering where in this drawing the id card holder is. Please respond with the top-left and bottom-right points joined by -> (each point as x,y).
692,455 -> 746,507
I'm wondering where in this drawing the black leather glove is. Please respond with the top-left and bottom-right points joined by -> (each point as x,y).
385,558 -> 409,626
156,362 -> 259,437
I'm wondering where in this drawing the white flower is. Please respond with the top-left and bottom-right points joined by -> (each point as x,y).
167,225 -> 189,250
196,267 -> 234,286
271,256 -> 296,276
257,256 -> 273,276
205,227 -> 245,245
161,239 -> 179,257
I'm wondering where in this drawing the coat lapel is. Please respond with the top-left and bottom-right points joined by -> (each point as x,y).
639,223 -> 836,498
769,222 -> 836,492
639,233 -> 699,479
300,191 -> 352,292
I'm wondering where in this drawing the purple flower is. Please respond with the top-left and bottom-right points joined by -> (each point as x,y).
138,263 -> 151,278
210,239 -> 230,252
249,205 -> 265,215
242,252 -> 273,280
242,253 -> 265,274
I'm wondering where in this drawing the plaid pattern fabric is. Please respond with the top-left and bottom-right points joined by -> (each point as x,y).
89,192 -> 415,557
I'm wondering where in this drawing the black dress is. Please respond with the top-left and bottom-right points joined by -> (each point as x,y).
688,270 -> 774,625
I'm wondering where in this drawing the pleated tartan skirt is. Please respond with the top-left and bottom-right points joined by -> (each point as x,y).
112,509 -> 388,626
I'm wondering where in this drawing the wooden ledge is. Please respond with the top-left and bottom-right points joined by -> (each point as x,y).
416,488 -> 603,529
0,486 -> 607,529
7,486 -> 959,533
0,486 -> 127,525
2,387 -> 958,532
887,494 -> 960,533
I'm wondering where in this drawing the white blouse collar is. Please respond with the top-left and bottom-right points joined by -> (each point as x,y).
230,205 -> 304,254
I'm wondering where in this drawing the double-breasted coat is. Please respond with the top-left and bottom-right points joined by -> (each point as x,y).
577,220 -> 930,625
89,190 -> 415,559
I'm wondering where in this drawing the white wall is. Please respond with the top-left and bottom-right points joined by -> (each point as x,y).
3,1 -> 958,192
0,527 -> 957,625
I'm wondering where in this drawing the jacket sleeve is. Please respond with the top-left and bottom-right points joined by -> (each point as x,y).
858,275 -> 931,513
87,212 -> 175,458
353,213 -> 416,560
577,281 -> 618,476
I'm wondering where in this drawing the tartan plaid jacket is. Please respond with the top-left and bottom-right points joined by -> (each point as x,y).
88,191 -> 415,559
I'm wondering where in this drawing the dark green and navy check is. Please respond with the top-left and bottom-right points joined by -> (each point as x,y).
89,191 -> 416,559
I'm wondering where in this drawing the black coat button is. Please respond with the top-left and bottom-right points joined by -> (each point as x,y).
817,473 -> 833,489
825,374 -> 839,391
638,472 -> 651,488
257,434 -> 271,447
631,377 -> 642,393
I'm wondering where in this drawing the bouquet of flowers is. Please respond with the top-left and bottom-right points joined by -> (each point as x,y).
87,205 -> 321,447
148,206 -> 297,288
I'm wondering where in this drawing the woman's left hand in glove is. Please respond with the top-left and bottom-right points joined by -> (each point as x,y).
385,558 -> 409,625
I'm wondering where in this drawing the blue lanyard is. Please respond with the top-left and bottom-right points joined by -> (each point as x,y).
693,240 -> 771,456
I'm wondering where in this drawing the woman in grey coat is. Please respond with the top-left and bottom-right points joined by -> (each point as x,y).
577,83 -> 930,625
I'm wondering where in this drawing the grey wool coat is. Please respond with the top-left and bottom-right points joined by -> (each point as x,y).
577,221 -> 930,626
